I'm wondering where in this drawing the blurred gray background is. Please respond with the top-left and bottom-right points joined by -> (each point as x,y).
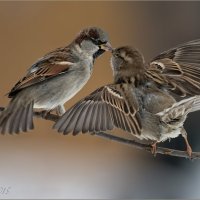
0,1 -> 200,199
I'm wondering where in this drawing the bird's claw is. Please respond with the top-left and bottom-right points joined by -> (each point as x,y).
151,142 -> 157,157
186,144 -> 193,159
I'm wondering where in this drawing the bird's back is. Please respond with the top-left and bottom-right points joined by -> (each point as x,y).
136,84 -> 176,114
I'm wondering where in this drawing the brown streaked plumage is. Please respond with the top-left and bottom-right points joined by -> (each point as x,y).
54,42 -> 200,157
0,27 -> 112,134
54,84 -> 141,135
147,39 -> 200,97
8,61 -> 72,97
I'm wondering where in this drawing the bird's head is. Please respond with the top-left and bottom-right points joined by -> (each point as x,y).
111,46 -> 145,84
74,27 -> 112,59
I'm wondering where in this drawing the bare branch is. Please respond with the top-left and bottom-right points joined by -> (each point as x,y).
93,131 -> 200,159
0,106 -> 200,159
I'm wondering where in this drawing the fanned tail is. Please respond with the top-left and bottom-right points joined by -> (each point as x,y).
157,95 -> 200,124
0,98 -> 34,134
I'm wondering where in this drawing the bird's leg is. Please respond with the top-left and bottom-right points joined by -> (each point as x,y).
55,105 -> 66,116
181,129 -> 192,158
151,142 -> 158,156
41,105 -> 65,119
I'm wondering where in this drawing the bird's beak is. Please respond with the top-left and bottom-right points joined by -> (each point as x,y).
99,42 -> 113,51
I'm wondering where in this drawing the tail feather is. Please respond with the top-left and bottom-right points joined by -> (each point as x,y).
13,107 -> 24,134
190,96 -> 200,113
157,95 -> 200,123
20,108 -> 28,132
27,101 -> 34,130
8,109 -> 20,133
0,99 -> 34,134
1,114 -> 10,134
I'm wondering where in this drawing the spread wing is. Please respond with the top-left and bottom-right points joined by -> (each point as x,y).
146,39 -> 200,97
53,84 -> 142,136
8,47 -> 75,98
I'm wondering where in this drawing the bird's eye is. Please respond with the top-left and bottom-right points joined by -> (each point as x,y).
90,37 -> 96,41
114,53 -> 120,57
90,37 -> 104,45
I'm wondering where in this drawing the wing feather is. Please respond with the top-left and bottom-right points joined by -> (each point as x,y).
8,47 -> 74,98
53,84 -> 142,135
148,39 -> 200,97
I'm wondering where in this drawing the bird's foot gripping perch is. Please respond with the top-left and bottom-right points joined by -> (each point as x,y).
181,129 -> 193,158
151,142 -> 158,156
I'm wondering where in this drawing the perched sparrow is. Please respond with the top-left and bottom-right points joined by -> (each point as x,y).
54,40 -> 200,156
0,27 -> 112,134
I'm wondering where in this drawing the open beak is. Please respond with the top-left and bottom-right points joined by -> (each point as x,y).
100,42 -> 113,51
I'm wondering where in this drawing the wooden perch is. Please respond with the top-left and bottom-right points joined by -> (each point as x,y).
0,107 -> 200,159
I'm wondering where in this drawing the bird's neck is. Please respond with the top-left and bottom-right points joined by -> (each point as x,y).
114,68 -> 146,87
70,43 -> 94,62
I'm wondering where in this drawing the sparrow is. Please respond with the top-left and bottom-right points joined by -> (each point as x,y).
53,40 -> 200,156
0,27 -> 112,134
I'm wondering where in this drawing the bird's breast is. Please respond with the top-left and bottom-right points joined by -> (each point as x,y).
33,62 -> 92,110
